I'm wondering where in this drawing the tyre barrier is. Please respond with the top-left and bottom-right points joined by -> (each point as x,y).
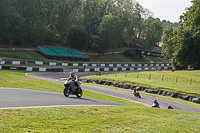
0,66 -> 64,72
80,79 -> 200,104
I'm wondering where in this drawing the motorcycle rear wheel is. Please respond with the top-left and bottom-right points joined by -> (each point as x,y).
64,87 -> 70,97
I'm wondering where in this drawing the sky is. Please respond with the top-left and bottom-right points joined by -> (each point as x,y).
136,0 -> 193,22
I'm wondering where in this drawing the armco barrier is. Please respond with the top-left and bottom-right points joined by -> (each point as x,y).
0,59 -> 171,68
1,66 -> 63,72
81,79 -> 200,104
73,66 -> 172,72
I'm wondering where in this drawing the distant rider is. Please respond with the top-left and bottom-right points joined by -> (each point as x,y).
133,88 -> 137,94
152,100 -> 160,108
133,88 -> 140,95
167,105 -> 173,109
133,88 -> 141,98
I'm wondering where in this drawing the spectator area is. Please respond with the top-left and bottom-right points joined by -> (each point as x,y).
67,49 -> 85,58
37,46 -> 89,61
52,48 -> 74,57
38,47 -> 59,56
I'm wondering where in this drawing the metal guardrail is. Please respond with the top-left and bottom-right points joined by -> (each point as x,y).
72,66 -> 172,72
0,65 -> 63,72
0,59 -> 171,68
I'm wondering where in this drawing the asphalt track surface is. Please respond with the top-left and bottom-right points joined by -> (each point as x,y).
26,72 -> 200,113
0,87 -> 125,109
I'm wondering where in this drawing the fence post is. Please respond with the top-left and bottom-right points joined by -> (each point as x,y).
137,71 -> 139,78
162,75 -> 164,80
148,73 -> 151,79
176,76 -> 178,83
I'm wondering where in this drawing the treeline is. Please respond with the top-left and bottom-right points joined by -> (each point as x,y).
0,0 -> 173,54
162,0 -> 200,69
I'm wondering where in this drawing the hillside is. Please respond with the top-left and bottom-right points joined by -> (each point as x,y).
0,49 -> 167,63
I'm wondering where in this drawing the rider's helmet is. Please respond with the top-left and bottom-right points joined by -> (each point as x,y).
71,71 -> 75,77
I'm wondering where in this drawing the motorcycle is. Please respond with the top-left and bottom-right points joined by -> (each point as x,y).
133,91 -> 141,98
152,101 -> 160,108
133,89 -> 141,98
167,105 -> 173,109
63,80 -> 83,98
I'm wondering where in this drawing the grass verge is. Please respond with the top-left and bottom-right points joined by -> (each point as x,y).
0,50 -> 47,60
1,106 -> 200,132
0,50 -> 167,62
81,70 -> 200,98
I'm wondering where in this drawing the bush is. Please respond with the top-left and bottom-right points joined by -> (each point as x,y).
123,50 -> 136,59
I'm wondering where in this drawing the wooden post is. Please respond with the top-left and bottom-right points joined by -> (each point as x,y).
162,75 -> 164,80
137,71 -> 139,78
176,76 -> 178,83
190,78 -> 192,85
148,73 -> 151,79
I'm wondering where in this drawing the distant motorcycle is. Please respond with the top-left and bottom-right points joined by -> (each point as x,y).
63,80 -> 82,98
133,89 -> 141,98
167,105 -> 173,109
152,100 -> 160,108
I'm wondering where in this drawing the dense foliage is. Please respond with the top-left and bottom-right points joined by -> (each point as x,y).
123,50 -> 136,59
0,0 -> 175,54
162,0 -> 200,69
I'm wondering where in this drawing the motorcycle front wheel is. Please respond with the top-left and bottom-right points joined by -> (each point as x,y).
64,87 -> 70,97
76,88 -> 83,98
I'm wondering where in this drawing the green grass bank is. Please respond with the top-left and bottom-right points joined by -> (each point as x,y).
0,50 -> 167,62
81,70 -> 200,98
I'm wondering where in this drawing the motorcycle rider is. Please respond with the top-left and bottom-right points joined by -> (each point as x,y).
133,88 -> 141,98
67,71 -> 80,92
152,100 -> 160,108
167,105 -> 173,109
133,88 -> 137,94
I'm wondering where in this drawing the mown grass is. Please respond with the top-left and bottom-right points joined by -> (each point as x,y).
81,70 -> 200,98
0,70 -> 63,93
1,106 -> 200,133
1,70 -> 200,132
0,50 -> 47,60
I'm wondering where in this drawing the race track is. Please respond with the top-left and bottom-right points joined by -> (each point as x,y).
27,72 -> 200,113
1,71 -> 200,113
0,87 -> 125,109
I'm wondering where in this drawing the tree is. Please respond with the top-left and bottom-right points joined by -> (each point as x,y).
143,17 -> 163,49
0,0 -> 27,45
162,0 -> 200,69
83,0 -> 106,51
90,34 -> 103,56
0,0 -> 165,53
98,15 -> 123,54
67,27 -> 88,50
161,25 -> 174,59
